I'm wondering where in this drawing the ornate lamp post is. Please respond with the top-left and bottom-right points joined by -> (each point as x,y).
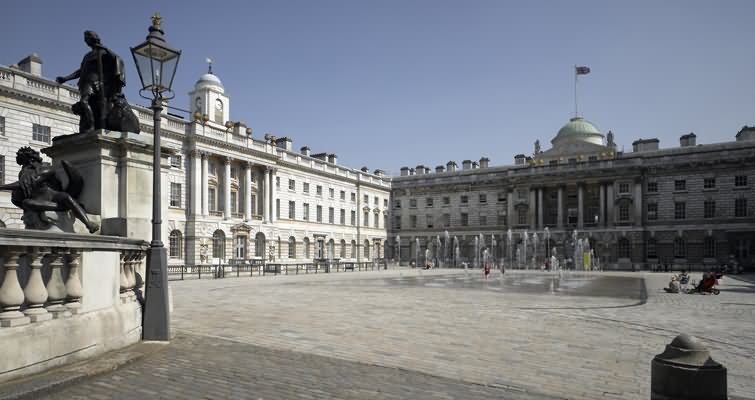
131,13 -> 181,341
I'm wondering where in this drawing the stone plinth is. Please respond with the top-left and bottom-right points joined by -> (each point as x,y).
651,333 -> 727,400
42,130 -> 171,239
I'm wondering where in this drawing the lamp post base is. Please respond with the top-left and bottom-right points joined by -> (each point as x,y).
143,245 -> 170,341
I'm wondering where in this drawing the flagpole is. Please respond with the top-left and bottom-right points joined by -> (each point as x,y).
574,65 -> 578,118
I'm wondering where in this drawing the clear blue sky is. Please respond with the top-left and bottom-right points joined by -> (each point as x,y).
2,0 -> 753,173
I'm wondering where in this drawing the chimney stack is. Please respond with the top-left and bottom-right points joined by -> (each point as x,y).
680,132 -> 696,147
300,146 -> 311,156
18,53 -> 42,77
446,161 -> 457,172
462,160 -> 472,170
479,157 -> 490,168
400,167 -> 409,176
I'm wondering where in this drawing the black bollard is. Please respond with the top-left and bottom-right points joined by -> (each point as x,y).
651,333 -> 726,400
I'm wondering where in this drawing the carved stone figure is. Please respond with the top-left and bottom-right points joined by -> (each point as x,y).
0,147 -> 99,233
56,31 -> 139,134
534,139 -> 541,154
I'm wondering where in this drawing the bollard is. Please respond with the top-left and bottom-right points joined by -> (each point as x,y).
651,333 -> 726,400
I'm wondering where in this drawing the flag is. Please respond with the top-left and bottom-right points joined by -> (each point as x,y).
575,66 -> 591,75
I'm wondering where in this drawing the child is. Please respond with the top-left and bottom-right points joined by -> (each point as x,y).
484,264 -> 491,280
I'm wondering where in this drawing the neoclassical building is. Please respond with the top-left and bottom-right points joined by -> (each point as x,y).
2,53 -> 754,270
390,117 -> 755,270
0,55 -> 390,265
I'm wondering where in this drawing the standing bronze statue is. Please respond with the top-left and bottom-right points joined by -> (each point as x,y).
0,147 -> 99,233
56,31 -> 139,134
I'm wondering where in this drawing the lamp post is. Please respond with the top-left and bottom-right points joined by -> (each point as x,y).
131,13 -> 181,341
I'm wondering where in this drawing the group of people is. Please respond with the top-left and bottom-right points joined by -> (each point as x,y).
664,269 -> 723,294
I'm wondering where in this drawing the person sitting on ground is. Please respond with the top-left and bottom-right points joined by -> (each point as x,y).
663,276 -> 680,293
677,270 -> 690,286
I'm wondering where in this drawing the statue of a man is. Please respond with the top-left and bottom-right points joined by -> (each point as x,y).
56,31 -> 138,134
0,147 -> 99,233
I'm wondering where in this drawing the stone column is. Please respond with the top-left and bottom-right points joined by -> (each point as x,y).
537,188 -> 544,229
244,163 -> 252,221
190,151 -> 202,215
270,168 -> 277,224
606,183 -> 615,227
262,168 -> 270,223
507,190 -> 514,227
224,157 -> 231,220
577,184 -> 584,229
634,180 -> 643,226
557,186 -> 564,229
528,189 -> 536,229
201,153 -> 209,216
599,183 -> 606,228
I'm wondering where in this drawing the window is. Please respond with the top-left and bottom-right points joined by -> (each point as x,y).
517,190 -> 527,200
329,188 -> 335,198
316,205 -> 322,222
618,204 -> 630,221
341,190 -> 346,200
479,194 -> 487,203
350,192 -> 356,202
674,202 -> 686,220
363,211 -> 369,226
32,124 -> 51,143
316,185 -> 322,196
364,240 -> 370,260
340,209 -> 345,224
288,237 -> 296,258
518,209 -> 527,225
350,210 -> 356,226
410,215 -> 417,228
704,200 -> 715,218
460,213 -> 468,226
394,199 -> 402,208
460,195 -> 468,204
374,196 -> 378,205
383,199 -> 388,208
303,238 -> 311,258
588,155 -> 598,162
0,117 -> 4,136
674,237 -> 686,258
735,175 -> 748,187
303,203 -> 310,220
0,156 -> 4,184
251,194 -> 256,215
674,180 -> 686,191
303,182 -> 310,193
704,237 -> 716,258
275,198 -> 279,218
363,194 -> 369,203
351,240 -> 357,258
236,235 -> 246,259
479,215 -> 487,226
340,240 -> 346,259
735,198 -> 747,217
329,207 -> 334,224
647,182 -> 658,193
374,212 -> 379,228
231,192 -> 239,214
618,183 -> 629,194
426,197 -> 434,208
170,183 -> 182,207
409,199 -> 417,208
231,167 -> 239,179
213,230 -> 226,260
498,211 -> 507,226
443,196 -> 450,206
255,233 -> 265,258
442,214 -> 450,227
170,155 -> 182,168
426,214 -> 433,228
394,215 -> 402,230
617,238 -> 630,258
208,188 -> 216,211
169,230 -> 182,258
288,201 -> 295,219
288,179 -> 295,190
647,203 -> 658,220
275,176 -> 280,188
497,192 -> 506,202
704,178 -> 716,189
647,239 -> 657,259
208,162 -> 217,176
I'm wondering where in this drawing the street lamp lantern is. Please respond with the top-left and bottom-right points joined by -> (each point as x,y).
130,13 -> 181,100
131,12 -> 181,342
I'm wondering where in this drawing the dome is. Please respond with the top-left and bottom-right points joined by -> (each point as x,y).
552,117 -> 604,146
195,72 -> 224,89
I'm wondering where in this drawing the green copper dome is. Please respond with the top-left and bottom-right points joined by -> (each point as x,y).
552,117 -> 603,145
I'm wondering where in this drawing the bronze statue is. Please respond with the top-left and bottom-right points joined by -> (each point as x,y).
56,31 -> 139,134
0,147 -> 99,233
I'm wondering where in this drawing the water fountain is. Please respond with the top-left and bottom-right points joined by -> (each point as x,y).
425,249 -> 431,268
452,236 -> 459,268
435,235 -> 441,268
522,230 -> 529,270
444,230 -> 450,267
516,247 -> 521,269
491,235 -> 497,268
415,237 -> 420,268
395,235 -> 401,265
532,232 -> 539,269
474,236 -> 479,269
507,228 -> 513,271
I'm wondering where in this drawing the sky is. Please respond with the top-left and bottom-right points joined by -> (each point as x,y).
1,0 -> 753,174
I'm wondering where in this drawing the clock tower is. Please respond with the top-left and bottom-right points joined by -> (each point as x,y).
188,61 -> 230,127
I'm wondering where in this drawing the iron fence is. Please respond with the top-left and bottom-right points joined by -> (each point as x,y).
168,258 -> 389,281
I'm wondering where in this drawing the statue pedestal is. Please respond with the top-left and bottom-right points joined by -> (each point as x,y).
42,130 -> 171,240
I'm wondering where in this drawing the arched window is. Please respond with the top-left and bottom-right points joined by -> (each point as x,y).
328,239 -> 335,259
674,237 -> 686,258
617,237 -> 630,258
255,232 -> 266,257
212,230 -> 225,260
351,240 -> 357,259
340,239 -> 346,259
364,239 -> 371,259
169,230 -> 183,258
288,236 -> 296,258
303,237 -> 311,259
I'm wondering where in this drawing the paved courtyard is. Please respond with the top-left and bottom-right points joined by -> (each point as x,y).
37,269 -> 755,399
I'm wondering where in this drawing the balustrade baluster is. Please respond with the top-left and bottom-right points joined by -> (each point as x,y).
23,247 -> 52,322
119,251 -> 129,297
45,249 -> 70,318
0,248 -> 30,327
65,250 -> 83,313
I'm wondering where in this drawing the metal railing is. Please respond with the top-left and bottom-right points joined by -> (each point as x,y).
167,258 -> 389,281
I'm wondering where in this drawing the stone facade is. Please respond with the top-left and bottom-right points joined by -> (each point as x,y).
0,58 -> 389,265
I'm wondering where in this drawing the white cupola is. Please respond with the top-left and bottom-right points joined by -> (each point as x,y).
188,59 -> 230,126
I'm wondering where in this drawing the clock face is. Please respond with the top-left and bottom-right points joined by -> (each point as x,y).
195,97 -> 201,111
215,99 -> 223,111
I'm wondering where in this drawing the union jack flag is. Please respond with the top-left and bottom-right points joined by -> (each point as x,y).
575,66 -> 591,75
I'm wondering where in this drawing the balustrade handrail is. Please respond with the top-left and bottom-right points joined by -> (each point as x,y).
0,228 -> 149,251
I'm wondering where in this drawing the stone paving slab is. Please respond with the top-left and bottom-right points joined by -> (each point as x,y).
16,269 -> 755,399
